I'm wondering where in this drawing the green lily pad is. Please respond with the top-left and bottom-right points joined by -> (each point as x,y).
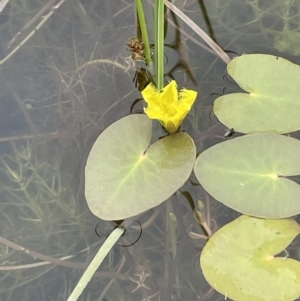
214,54 -> 300,134
85,114 -> 196,221
201,215 -> 300,301
194,133 -> 300,218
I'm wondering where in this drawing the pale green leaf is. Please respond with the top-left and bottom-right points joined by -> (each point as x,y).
85,114 -> 196,220
194,133 -> 300,218
214,54 -> 300,134
201,215 -> 300,301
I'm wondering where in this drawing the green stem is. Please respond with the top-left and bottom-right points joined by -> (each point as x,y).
135,0 -> 152,66
67,226 -> 125,301
67,218 -> 135,301
155,0 -> 164,90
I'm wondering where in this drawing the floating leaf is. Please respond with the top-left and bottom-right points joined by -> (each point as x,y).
194,133 -> 300,218
201,215 -> 300,301
214,54 -> 300,134
85,114 -> 196,220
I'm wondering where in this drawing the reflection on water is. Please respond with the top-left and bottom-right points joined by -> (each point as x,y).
1,0 -> 300,300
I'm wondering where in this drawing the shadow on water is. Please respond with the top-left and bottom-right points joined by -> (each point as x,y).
1,0 -> 300,301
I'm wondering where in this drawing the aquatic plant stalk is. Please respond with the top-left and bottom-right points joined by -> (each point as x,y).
155,0 -> 165,90
67,226 -> 125,301
164,0 -> 230,64
0,0 -> 67,65
135,0 -> 152,66
0,0 -> 9,12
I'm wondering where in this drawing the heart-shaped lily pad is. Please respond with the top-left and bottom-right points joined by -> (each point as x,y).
85,114 -> 196,220
194,133 -> 300,218
214,54 -> 300,134
201,215 -> 300,301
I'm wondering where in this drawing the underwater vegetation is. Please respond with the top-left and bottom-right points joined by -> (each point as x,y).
1,1 -> 300,301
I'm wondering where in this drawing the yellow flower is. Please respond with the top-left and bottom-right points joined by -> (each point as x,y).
141,80 -> 197,134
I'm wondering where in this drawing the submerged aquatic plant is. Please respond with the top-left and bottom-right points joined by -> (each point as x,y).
66,0 -> 300,300
142,80 -> 197,134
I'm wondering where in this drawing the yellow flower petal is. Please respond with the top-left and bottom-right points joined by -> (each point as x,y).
141,80 -> 197,134
142,83 -> 158,105
160,80 -> 178,106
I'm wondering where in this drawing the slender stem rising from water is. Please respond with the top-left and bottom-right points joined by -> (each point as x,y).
155,0 -> 165,90
135,0 -> 153,66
